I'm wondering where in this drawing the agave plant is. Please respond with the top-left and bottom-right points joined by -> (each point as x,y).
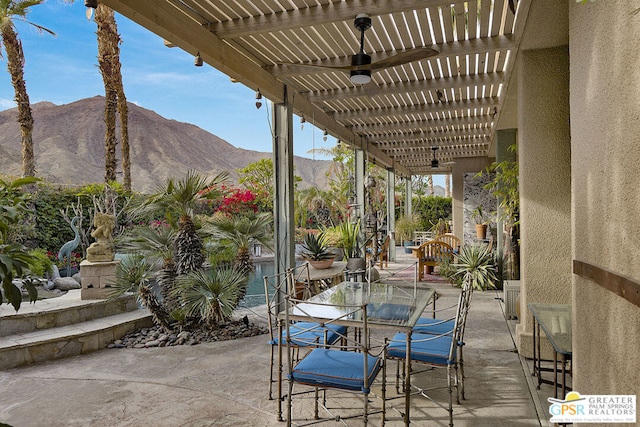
172,266 -> 247,326
300,232 -> 335,261
452,244 -> 498,291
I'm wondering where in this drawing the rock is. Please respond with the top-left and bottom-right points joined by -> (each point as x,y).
108,319 -> 268,349
177,331 -> 191,340
53,277 -> 82,291
44,280 -> 55,291
49,265 -> 61,280
72,272 -> 82,284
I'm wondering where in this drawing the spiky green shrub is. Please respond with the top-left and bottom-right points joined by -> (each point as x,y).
300,232 -> 335,261
452,244 -> 498,291
172,266 -> 247,326
109,253 -> 169,326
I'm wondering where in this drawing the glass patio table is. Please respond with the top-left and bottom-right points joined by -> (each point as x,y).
528,303 -> 572,399
282,281 -> 436,426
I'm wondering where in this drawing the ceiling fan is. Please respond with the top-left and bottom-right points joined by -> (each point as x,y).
278,14 -> 439,84
430,146 -> 456,169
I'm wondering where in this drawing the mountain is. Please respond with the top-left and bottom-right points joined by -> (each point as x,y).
0,97 -> 331,193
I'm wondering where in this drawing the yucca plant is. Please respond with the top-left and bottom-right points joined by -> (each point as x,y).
300,232 -> 335,261
452,244 -> 498,291
172,266 -> 247,326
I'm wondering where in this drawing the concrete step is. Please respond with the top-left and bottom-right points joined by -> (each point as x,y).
0,290 -> 138,337
0,308 -> 153,370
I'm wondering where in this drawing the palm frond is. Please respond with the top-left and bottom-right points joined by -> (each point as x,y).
172,266 -> 247,325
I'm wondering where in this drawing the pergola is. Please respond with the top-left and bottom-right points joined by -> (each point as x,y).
101,0 -> 524,175
100,0 -> 533,271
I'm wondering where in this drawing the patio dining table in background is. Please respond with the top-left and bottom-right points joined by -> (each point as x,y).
282,280 -> 436,426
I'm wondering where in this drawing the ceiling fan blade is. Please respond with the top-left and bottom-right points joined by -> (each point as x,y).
370,47 -> 439,70
274,47 -> 438,73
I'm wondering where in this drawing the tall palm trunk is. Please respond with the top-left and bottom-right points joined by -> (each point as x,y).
1,25 -> 35,177
445,174 -> 451,198
158,257 -> 178,313
95,4 -> 130,189
175,215 -> 204,275
427,175 -> 434,195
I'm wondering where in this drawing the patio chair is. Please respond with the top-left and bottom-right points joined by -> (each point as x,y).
385,280 -> 472,427
284,297 -> 386,426
263,265 -> 347,415
413,277 -> 474,399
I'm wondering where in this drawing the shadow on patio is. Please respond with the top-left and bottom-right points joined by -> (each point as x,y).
0,252 -> 547,427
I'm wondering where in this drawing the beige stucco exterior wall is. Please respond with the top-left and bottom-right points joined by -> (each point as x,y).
515,46 -> 572,358
570,0 -> 640,405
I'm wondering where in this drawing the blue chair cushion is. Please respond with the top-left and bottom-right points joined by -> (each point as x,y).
269,322 -> 346,347
367,303 -> 411,322
289,348 -> 382,393
413,317 -> 455,335
387,332 -> 456,365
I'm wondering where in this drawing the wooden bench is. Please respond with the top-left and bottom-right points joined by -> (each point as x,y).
436,233 -> 461,253
414,240 -> 455,281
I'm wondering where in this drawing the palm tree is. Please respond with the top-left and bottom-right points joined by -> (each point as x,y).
205,212 -> 273,274
0,0 -> 54,178
133,170 -> 229,276
119,224 -> 179,314
172,266 -> 247,326
109,253 -> 169,327
94,4 -> 130,190
445,174 -> 451,198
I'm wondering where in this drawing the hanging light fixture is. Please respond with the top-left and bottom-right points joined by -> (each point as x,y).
322,129 -> 328,141
255,89 -> 263,109
84,0 -> 97,19
194,52 -> 203,67
300,115 -> 306,130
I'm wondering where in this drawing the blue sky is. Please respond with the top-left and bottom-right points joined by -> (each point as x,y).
0,1 -> 444,185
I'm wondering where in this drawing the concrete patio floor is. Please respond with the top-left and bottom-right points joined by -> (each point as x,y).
0,252 -> 550,427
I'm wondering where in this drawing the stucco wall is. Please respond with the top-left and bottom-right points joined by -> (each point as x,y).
515,46 -> 572,358
570,0 -> 640,402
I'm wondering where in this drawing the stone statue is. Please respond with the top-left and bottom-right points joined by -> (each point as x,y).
86,213 -> 115,262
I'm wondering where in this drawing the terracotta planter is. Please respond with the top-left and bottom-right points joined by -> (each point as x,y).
475,224 -> 487,239
307,258 -> 335,270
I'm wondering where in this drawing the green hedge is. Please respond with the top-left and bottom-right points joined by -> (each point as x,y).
413,196 -> 452,231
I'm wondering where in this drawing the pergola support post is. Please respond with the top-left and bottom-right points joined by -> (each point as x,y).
387,168 -> 396,262
272,88 -> 295,292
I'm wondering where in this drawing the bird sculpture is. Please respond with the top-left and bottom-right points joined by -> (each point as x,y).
58,216 -> 81,277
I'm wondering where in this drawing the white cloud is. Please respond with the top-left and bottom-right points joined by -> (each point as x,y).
0,99 -> 16,111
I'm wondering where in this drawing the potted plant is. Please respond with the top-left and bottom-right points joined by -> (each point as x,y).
334,220 -> 366,271
471,205 -> 489,239
395,214 -> 420,253
300,232 -> 336,269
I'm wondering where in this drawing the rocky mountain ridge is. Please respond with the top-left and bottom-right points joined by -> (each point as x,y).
0,97 -> 331,193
